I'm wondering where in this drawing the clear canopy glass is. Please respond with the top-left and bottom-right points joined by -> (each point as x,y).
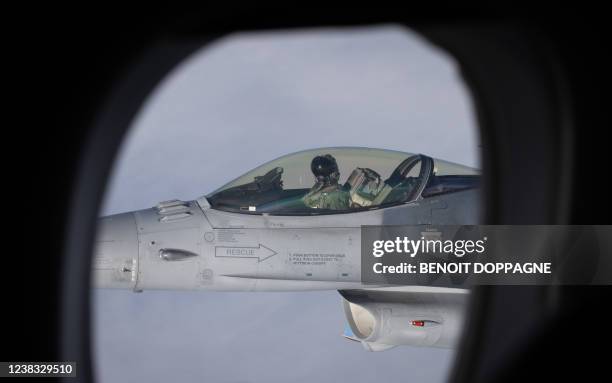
206,147 -> 478,215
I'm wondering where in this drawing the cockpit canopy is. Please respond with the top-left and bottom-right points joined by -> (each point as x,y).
206,147 -> 479,215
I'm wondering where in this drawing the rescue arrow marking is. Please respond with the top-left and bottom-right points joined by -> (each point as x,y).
214,244 -> 277,262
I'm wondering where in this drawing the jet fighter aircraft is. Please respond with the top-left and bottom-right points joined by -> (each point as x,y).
93,147 -> 480,351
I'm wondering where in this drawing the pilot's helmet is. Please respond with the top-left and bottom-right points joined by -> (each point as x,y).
311,154 -> 340,183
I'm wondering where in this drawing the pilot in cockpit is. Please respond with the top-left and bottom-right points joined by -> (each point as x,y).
302,154 -> 350,210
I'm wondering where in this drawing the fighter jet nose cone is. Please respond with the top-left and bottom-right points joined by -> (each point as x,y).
92,212 -> 139,289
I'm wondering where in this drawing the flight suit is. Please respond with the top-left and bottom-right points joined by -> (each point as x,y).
303,183 -> 350,210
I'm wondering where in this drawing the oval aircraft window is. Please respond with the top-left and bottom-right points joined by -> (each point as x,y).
93,25 -> 480,383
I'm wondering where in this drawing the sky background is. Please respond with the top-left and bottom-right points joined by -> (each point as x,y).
93,25 -> 478,383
